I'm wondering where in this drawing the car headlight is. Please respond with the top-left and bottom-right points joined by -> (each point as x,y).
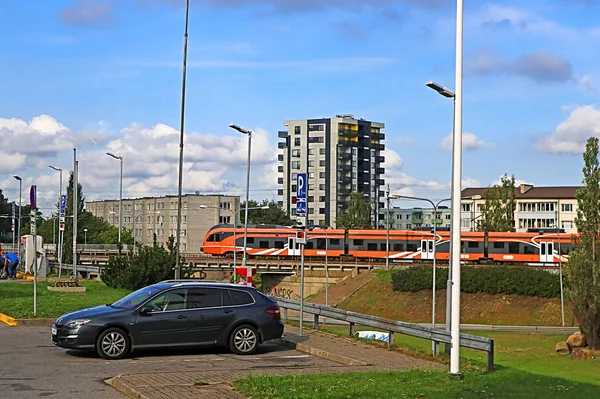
65,319 -> 91,329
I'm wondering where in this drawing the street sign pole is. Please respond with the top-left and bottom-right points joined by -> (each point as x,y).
11,202 -> 15,250
59,194 -> 66,277
296,173 -> 307,336
30,185 -> 37,317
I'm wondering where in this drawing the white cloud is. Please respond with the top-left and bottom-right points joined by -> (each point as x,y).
0,115 -> 73,156
382,149 -> 403,169
580,75 -> 599,94
534,105 -> 600,154
0,151 -> 26,173
440,132 -> 489,151
462,177 -> 480,188
491,175 -> 532,186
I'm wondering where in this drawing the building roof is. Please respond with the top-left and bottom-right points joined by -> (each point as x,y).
462,185 -> 580,200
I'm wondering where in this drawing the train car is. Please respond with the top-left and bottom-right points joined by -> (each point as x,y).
201,224 -> 574,264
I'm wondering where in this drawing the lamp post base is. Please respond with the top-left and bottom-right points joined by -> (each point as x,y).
447,372 -> 464,380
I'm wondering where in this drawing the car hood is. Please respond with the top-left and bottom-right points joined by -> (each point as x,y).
55,305 -> 124,325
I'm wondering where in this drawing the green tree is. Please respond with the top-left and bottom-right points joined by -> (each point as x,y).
336,191 -> 372,229
0,190 -> 11,241
566,137 -> 600,349
479,174 -> 516,232
240,199 -> 297,226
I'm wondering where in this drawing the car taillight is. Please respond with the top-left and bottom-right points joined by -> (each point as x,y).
265,306 -> 281,318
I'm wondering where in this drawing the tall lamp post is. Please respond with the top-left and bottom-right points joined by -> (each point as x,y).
49,166 -> 63,263
106,153 -> 123,247
398,195 -> 450,356
200,204 -> 268,282
13,176 -> 22,247
229,123 -> 253,285
84,228 -> 88,246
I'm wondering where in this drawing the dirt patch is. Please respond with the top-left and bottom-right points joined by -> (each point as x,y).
335,272 -> 576,326
309,271 -> 375,307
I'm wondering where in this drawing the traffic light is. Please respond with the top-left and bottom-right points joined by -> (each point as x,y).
295,230 -> 306,245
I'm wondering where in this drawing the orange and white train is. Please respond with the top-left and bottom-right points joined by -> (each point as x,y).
201,224 -> 573,264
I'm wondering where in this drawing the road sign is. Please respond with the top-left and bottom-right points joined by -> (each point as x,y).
30,209 -> 37,236
60,195 -> 67,217
30,185 -> 37,209
59,223 -> 65,231
297,173 -> 307,200
296,200 -> 306,216
11,202 -> 15,231
295,230 -> 306,245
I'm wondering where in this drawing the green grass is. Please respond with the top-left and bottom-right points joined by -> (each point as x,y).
0,281 -> 131,319
235,323 -> 600,398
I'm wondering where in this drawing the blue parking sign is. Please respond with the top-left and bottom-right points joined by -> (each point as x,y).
60,195 -> 67,217
297,173 -> 307,200
296,200 -> 306,216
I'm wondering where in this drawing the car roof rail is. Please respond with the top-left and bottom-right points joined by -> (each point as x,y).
159,279 -> 220,283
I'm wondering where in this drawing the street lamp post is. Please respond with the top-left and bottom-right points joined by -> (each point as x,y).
386,186 -> 391,270
106,153 -> 123,247
398,195 -> 450,356
229,123 -> 253,285
49,166 -> 63,268
84,228 -> 88,246
13,176 -> 22,247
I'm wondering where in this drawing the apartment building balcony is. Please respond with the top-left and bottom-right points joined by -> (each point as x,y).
277,189 -> 284,196
278,130 -> 288,138
278,142 -> 287,149
376,168 -> 385,175
277,165 -> 284,173
277,154 -> 284,161
412,218 -> 424,224
377,155 -> 385,163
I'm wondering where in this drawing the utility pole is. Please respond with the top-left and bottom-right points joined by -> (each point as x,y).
73,149 -> 78,279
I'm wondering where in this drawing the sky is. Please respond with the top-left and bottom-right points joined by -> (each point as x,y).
1,0 -> 599,214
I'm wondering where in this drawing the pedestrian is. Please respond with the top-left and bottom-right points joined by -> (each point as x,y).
5,251 -> 19,279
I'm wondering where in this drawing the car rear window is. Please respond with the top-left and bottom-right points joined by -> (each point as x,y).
188,288 -> 222,309
228,289 -> 254,306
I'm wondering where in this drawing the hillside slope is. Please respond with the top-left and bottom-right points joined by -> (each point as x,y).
333,271 -> 576,326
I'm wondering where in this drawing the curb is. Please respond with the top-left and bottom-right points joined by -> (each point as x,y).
276,337 -> 368,366
105,376 -> 152,399
17,318 -> 55,327
0,312 -> 18,326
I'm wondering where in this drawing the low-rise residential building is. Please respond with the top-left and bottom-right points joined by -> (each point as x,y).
385,206 -> 452,230
461,184 -> 579,234
86,194 -> 240,252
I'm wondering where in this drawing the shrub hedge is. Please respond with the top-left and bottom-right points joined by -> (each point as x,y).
391,266 -> 561,298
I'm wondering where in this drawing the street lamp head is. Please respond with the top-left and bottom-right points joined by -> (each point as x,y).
106,152 -> 122,160
260,205 -> 270,210
229,123 -> 252,135
426,81 -> 455,98
13,175 -> 21,181
48,165 -> 62,172
84,228 -> 88,232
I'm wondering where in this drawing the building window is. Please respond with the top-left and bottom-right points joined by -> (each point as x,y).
220,202 -> 231,210
319,196 -> 326,202
319,160 -> 326,167
308,148 -> 315,155
292,184 -> 297,192
319,208 -> 326,214
561,204 -> 573,212
292,173 -> 297,180
461,204 -> 471,212
292,149 -> 301,158
319,184 -> 326,190
308,184 -> 315,190
319,148 -> 326,155
294,126 -> 301,134
308,160 -> 315,167
292,161 -> 300,169
183,215 -> 187,223
308,196 -> 314,203
308,208 -> 314,214
219,216 -> 231,224
294,138 -> 301,146
562,220 -> 573,229
319,172 -> 326,178
308,124 -> 324,131
308,172 -> 314,179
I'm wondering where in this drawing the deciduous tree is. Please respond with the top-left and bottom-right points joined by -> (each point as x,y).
336,192 -> 372,229
566,137 -> 600,349
479,174 -> 516,232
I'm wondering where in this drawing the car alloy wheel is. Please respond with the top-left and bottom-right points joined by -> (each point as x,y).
231,325 -> 258,355
97,328 -> 130,360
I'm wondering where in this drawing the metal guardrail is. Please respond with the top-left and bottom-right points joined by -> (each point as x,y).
275,297 -> 495,371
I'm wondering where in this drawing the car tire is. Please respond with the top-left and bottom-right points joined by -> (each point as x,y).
96,327 -> 130,360
0,269 -> 7,279
229,324 -> 259,355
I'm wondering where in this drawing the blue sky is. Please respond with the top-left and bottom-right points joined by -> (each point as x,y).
1,0 -> 599,213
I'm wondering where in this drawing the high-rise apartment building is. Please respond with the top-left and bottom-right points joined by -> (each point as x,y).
277,115 -> 386,227
86,194 -> 239,252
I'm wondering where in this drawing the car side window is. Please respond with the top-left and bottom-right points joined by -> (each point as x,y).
228,290 -> 254,306
148,289 -> 187,312
188,288 -> 222,309
223,290 -> 234,307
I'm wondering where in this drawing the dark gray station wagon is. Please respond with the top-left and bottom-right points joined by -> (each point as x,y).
51,281 -> 284,359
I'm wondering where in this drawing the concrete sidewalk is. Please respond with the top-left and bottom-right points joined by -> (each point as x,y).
106,325 -> 443,399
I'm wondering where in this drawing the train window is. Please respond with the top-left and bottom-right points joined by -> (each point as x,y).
407,243 -> 418,251
206,234 -> 216,242
316,238 -> 326,249
305,242 -> 314,249
259,241 -> 269,248
353,239 -> 364,246
508,242 -> 520,254
247,237 -> 255,244
467,241 -> 479,248
367,243 -> 377,251
274,241 -> 284,249
524,245 -> 538,255
493,242 -> 504,249
393,243 -> 404,251
540,244 -> 545,255
330,239 -> 340,246
380,243 -> 387,251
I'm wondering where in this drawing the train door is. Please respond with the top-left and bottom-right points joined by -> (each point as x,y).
420,239 -> 434,260
287,237 -> 300,256
540,242 -> 554,262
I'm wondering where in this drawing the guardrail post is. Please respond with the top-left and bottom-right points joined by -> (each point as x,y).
349,322 -> 355,337
388,331 -> 394,348
487,340 -> 494,372
313,314 -> 319,330
282,307 -> 288,320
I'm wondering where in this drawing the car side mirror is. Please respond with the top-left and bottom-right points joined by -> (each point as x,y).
139,305 -> 153,315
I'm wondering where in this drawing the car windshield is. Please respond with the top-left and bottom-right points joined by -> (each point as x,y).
111,286 -> 163,310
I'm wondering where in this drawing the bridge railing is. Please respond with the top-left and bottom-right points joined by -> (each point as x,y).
274,297 -> 495,371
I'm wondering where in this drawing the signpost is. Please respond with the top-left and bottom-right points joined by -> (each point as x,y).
59,194 -> 66,277
30,185 -> 38,317
296,173 -> 307,335
11,202 -> 15,250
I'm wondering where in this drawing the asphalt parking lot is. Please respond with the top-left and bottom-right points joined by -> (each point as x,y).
0,323 -> 340,399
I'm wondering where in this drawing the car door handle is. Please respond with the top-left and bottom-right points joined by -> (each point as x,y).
223,309 -> 234,314
177,314 -> 187,319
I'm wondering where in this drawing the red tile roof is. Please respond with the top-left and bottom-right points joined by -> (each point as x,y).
462,185 -> 580,200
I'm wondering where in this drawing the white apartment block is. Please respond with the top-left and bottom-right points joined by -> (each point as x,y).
385,206 -> 453,230
461,185 -> 579,234
86,194 -> 240,252
277,114 -> 386,227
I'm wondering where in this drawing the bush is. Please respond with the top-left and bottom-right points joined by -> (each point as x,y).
102,235 -> 189,291
391,266 -> 561,298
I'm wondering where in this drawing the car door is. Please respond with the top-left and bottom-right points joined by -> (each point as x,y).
186,288 -> 237,343
133,288 -> 191,347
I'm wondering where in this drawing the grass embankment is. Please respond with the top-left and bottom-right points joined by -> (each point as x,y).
236,328 -> 600,398
336,270 -> 576,326
0,281 -> 130,319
